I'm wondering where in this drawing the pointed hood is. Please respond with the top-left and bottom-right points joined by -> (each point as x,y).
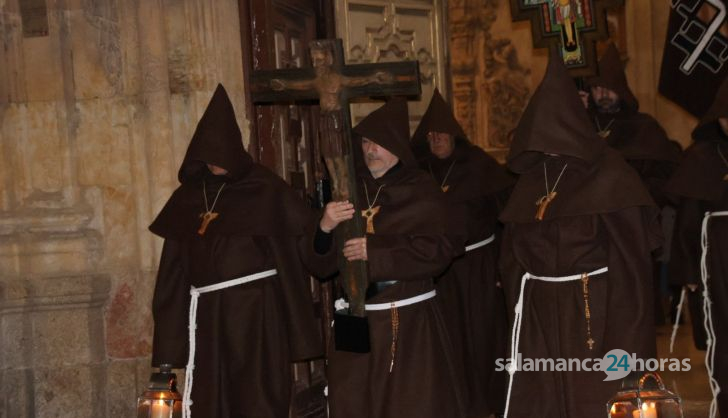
411,89 -> 468,157
150,84 -> 310,239
507,50 -> 606,173
587,43 -> 639,112
179,84 -> 254,183
692,76 -> 728,142
410,89 -> 515,199
501,51 -> 655,223
352,97 -> 417,169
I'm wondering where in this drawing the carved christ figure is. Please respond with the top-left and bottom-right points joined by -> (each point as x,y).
552,0 -> 582,51
270,44 -> 395,112
269,43 -> 396,198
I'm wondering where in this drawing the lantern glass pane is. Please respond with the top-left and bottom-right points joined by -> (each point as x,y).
137,395 -> 181,418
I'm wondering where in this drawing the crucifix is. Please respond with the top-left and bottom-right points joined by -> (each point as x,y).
510,0 -> 624,76
251,39 -> 421,317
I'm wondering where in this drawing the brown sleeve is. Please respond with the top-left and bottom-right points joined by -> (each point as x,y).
366,234 -> 459,282
669,197 -> 703,286
600,206 -> 662,359
151,239 -> 190,368
297,210 -> 339,280
498,223 -> 526,324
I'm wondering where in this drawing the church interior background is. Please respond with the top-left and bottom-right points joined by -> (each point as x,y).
0,0 -> 712,416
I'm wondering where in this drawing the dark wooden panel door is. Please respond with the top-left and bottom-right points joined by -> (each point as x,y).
238,1 -> 334,417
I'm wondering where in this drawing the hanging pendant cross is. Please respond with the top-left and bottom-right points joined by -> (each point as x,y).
362,206 -> 381,234
535,192 -> 557,221
198,211 -> 219,235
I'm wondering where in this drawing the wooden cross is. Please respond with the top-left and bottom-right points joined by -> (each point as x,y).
509,0 -> 624,76
197,212 -> 219,236
535,191 -> 557,221
361,206 -> 381,234
251,39 -> 421,317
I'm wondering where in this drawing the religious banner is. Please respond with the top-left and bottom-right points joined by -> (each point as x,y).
659,0 -> 728,118
509,0 -> 624,76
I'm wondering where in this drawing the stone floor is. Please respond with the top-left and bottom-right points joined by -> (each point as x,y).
657,320 -> 716,418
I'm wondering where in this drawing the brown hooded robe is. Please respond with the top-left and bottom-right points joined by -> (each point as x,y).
149,84 -> 323,417
320,98 -> 468,418
499,54 -> 661,418
588,44 -> 681,209
666,77 -> 728,417
411,89 -> 514,417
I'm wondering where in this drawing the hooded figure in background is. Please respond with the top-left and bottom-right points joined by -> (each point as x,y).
149,84 -> 323,418
587,44 -> 682,198
411,89 -> 514,417
499,53 -> 661,418
666,77 -> 728,418
587,43 -> 682,326
316,98 -> 468,418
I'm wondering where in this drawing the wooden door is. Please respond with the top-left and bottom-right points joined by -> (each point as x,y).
239,1 -> 334,417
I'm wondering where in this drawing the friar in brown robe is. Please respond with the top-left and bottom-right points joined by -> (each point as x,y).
587,44 -> 682,205
588,43 -> 682,326
666,77 -> 728,418
410,89 -> 514,418
149,84 -> 323,417
315,98 -> 468,418
499,52 -> 661,418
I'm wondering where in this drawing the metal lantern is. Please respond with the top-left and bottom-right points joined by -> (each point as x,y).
607,372 -> 684,418
137,364 -> 183,418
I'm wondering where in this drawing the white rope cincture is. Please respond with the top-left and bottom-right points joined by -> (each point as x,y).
503,266 -> 609,418
182,269 -> 278,418
334,289 -> 437,312
669,287 -> 687,354
465,234 -> 495,252
701,211 -> 728,418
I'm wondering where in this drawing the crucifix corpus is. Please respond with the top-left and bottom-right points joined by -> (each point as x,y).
251,39 -> 421,318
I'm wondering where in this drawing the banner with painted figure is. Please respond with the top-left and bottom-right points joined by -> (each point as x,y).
659,0 -> 728,118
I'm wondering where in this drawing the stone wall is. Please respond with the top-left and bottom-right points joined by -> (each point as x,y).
0,0 -> 249,416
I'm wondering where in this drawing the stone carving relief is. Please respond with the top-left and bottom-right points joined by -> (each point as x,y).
82,0 -> 123,93
484,39 -> 531,149
450,0 -> 531,156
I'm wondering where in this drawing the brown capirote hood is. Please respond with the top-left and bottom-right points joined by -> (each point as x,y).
411,89 -> 514,198
587,43 -> 639,112
411,89 -> 469,157
150,84 -> 310,239
692,75 -> 728,142
507,50 -> 606,173
178,83 -> 254,183
352,97 -> 418,169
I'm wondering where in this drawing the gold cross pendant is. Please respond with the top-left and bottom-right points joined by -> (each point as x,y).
587,337 -> 595,350
362,206 -> 381,234
198,211 -> 219,235
441,185 -> 450,193
535,192 -> 557,221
